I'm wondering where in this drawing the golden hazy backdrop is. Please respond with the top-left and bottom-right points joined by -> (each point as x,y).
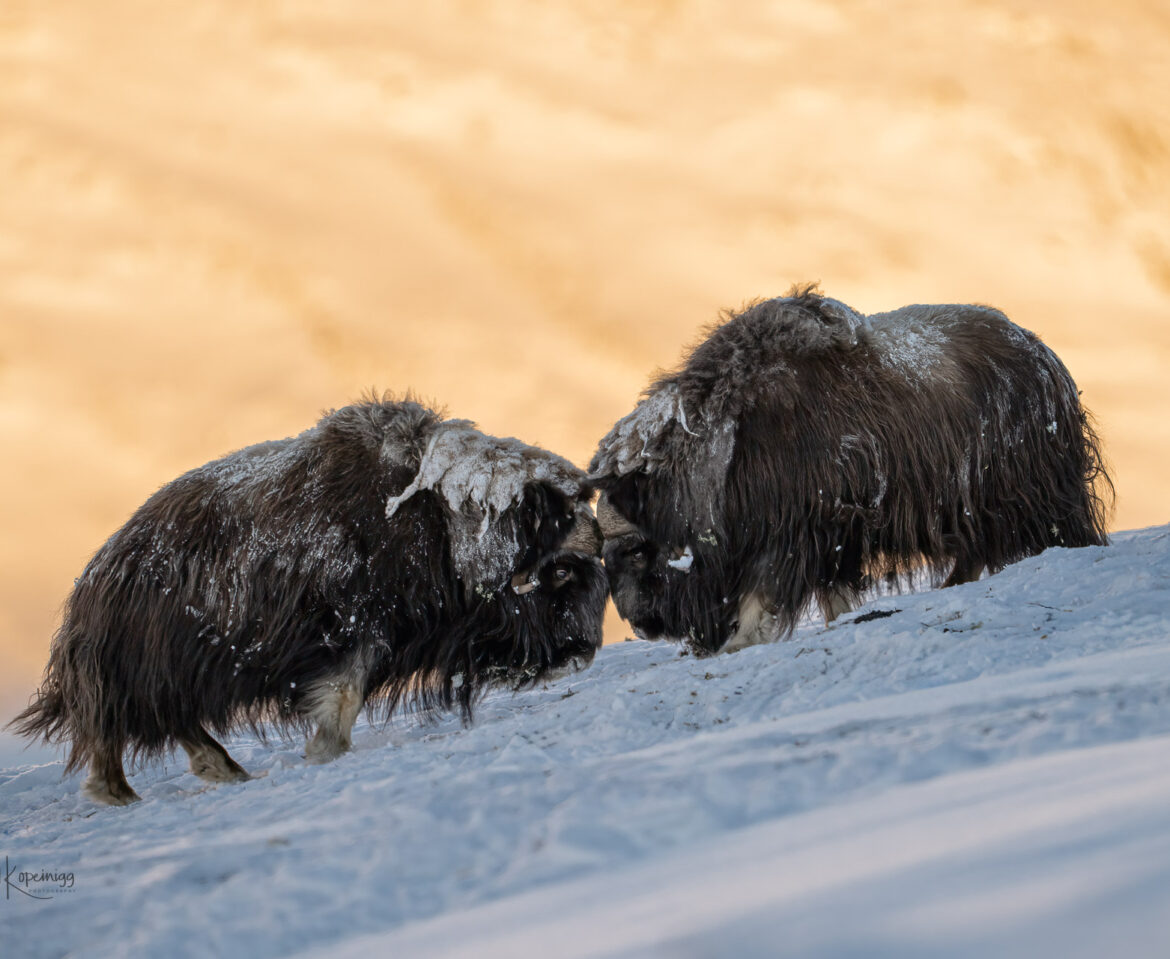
2,2 -> 1168,716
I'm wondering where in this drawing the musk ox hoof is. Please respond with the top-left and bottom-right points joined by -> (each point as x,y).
540,651 -> 598,683
303,738 -> 350,765
188,754 -> 252,784
180,729 -> 252,784
82,775 -> 142,807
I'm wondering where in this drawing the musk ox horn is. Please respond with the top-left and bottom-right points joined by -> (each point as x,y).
511,503 -> 601,594
510,571 -> 540,594
561,502 -> 603,555
596,492 -> 638,540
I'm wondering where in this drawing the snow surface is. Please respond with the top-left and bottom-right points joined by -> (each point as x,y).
3,526 -> 1170,957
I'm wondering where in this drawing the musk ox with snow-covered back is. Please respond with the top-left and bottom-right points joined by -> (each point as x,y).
591,285 -> 1112,655
11,396 -> 606,805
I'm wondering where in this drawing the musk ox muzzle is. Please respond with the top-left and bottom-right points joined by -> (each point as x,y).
9,397 -> 608,806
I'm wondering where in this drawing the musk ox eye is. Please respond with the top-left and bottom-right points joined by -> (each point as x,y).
552,564 -> 574,586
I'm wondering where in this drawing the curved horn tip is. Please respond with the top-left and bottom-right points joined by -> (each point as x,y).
562,503 -> 603,555
596,492 -> 638,539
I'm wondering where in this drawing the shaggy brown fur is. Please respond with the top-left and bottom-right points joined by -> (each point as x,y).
591,285 -> 1112,654
11,396 -> 607,804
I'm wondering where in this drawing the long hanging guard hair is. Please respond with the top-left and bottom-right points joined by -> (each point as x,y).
11,395 -> 607,782
592,285 -> 1112,653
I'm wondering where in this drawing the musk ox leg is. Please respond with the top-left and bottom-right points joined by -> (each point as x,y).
304,677 -> 365,764
179,726 -> 251,783
943,558 -> 985,589
721,593 -> 778,654
817,587 -> 853,624
82,743 -> 141,806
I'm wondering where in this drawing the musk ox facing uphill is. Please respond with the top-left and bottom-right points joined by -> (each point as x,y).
591,286 -> 1111,655
11,397 -> 606,805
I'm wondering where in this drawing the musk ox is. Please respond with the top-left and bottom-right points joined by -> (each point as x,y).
591,285 -> 1112,655
11,397 -> 606,805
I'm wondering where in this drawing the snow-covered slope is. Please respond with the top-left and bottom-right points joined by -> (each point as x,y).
3,527 -> 1169,957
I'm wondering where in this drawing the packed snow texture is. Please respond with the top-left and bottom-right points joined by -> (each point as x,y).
3,526 -> 1170,957
385,419 -> 584,582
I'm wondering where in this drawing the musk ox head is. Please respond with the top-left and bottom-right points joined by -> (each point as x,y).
591,286 -> 1111,656
590,383 -> 740,652
384,415 -> 607,692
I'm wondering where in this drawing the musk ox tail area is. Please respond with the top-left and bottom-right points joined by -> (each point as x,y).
9,643 -> 81,769
1053,401 -> 1112,548
7,617 -> 143,804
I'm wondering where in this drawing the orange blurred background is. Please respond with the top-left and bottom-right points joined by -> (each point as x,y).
3,1 -> 1169,723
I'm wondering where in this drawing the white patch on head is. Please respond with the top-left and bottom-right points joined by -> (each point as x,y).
385,420 -> 584,583
592,385 -> 694,478
591,384 -> 736,533
667,545 -> 694,572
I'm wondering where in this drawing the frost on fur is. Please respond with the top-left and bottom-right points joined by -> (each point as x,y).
590,384 -> 735,539
386,420 -> 587,582
589,385 -> 695,479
